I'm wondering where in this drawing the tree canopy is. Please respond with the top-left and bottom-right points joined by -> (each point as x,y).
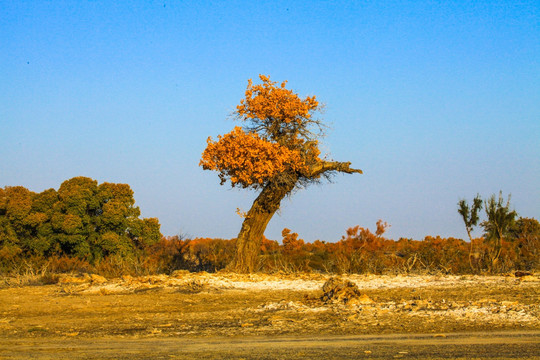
200,75 -> 362,272
0,177 -> 161,262
200,75 -> 361,193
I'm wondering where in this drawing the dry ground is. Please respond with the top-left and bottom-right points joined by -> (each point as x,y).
0,272 -> 539,359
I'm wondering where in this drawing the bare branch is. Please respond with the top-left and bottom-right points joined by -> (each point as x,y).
307,161 -> 363,178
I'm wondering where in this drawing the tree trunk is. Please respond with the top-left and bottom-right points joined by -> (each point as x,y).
466,229 -> 477,273
489,229 -> 504,273
230,161 -> 362,273
230,181 -> 295,273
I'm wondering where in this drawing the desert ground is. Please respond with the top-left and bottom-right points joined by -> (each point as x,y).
0,272 -> 539,359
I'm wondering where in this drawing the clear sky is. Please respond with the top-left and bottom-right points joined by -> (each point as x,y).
1,1 -> 539,242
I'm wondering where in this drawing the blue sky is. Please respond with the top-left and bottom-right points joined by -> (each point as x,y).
1,1 -> 539,242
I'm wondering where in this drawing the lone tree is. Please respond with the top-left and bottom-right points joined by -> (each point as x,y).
200,75 -> 362,272
457,194 -> 483,272
481,191 -> 517,271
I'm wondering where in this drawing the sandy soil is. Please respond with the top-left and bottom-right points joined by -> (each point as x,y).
0,272 -> 539,359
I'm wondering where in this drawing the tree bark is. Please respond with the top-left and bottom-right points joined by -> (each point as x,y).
230,160 -> 362,273
230,181 -> 295,273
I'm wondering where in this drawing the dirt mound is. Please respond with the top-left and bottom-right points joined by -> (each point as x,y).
321,277 -> 373,306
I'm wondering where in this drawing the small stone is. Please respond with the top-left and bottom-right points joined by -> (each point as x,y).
321,277 -> 363,305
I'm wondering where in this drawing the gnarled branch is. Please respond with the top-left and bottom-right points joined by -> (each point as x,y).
307,161 -> 363,178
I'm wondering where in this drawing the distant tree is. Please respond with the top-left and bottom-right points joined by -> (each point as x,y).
375,219 -> 390,237
0,177 -> 162,262
52,177 -> 100,257
457,194 -> 483,272
481,192 -> 517,272
0,186 -> 35,256
29,188 -> 58,255
200,75 -> 362,272
508,217 -> 540,271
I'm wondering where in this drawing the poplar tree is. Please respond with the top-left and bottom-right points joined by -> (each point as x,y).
200,75 -> 362,272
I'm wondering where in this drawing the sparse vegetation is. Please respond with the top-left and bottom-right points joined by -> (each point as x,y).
2,178 -> 539,279
1,218 -> 539,283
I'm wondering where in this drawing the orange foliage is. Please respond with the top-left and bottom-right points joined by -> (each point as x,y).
375,219 -> 390,237
200,126 -> 306,188
236,75 -> 319,126
281,228 -> 305,256
260,236 -> 279,253
200,76 -> 325,189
